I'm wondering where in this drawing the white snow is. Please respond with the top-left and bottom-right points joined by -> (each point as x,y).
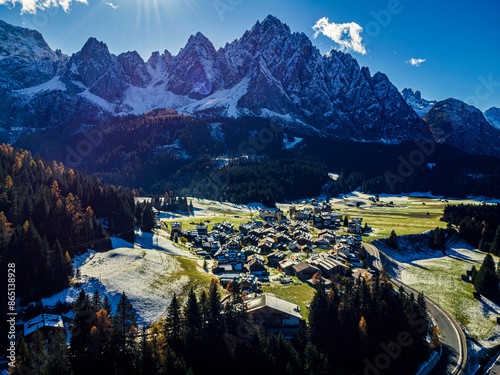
401,89 -> 436,117
40,227 -> 201,325
121,83 -> 192,115
283,136 -> 303,149
14,76 -> 66,97
179,78 -> 249,118
208,123 -> 225,142
43,247 -> 188,325
260,108 -> 293,122
328,173 -> 339,180
78,90 -> 116,113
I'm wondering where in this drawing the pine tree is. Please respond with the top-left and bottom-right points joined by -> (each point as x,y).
111,292 -> 137,375
70,289 -> 92,374
113,292 -> 137,338
102,295 -> 113,316
388,230 -> 399,249
88,309 -> 113,372
91,290 -> 103,316
223,281 -> 247,339
207,279 -> 223,339
12,335 -> 33,375
490,226 -> 500,256
30,329 -> 47,375
199,290 -> 209,333
183,288 -> 201,344
140,204 -> 155,233
165,293 -> 182,347
471,265 -> 478,284
475,254 -> 499,301
432,227 -> 446,250
308,283 -> 329,347
44,330 -> 71,375
138,326 -> 155,375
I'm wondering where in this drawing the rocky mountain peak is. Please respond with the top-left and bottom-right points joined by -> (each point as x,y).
0,19 -> 58,61
485,107 -> 500,130
402,88 -> 436,117
423,98 -> 500,156
0,17 -> 498,157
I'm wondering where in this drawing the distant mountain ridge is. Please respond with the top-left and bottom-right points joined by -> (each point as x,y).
0,16 -> 499,157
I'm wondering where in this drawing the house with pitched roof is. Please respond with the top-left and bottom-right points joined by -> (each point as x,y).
246,294 -> 304,334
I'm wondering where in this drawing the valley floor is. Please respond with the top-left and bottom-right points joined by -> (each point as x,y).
37,191 -> 500,373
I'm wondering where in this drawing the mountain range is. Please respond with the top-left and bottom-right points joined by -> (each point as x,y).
0,15 -> 499,157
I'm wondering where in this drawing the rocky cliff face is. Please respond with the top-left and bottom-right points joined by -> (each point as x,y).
0,16 -> 498,157
424,98 -> 500,157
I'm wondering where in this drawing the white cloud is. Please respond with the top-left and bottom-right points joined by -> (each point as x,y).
406,58 -> 426,67
0,0 -> 87,14
106,1 -> 117,9
313,16 -> 366,55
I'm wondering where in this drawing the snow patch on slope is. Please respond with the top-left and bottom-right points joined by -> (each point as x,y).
401,88 -> 436,117
283,135 -> 303,149
15,76 -> 66,97
78,90 -> 116,113
208,123 -> 225,142
180,78 -> 249,117
43,247 -> 188,325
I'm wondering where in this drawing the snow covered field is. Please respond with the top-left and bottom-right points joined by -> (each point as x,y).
40,229 -> 208,324
43,247 -> 188,325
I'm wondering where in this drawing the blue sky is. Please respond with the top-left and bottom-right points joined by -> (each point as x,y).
0,0 -> 499,111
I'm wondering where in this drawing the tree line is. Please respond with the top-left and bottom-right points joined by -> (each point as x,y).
443,203 -> 500,254
0,145 -> 135,354
13,276 -> 433,375
472,254 -> 500,302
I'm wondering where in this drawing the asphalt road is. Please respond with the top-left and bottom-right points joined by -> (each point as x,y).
363,242 -> 467,375
486,354 -> 500,374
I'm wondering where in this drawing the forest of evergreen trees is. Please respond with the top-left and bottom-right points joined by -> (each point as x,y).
0,145 -> 136,354
15,111 -> 500,206
12,277 -> 433,375
443,203 -> 500,253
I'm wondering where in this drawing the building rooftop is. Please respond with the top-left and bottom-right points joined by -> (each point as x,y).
24,313 -> 64,336
246,294 -> 302,319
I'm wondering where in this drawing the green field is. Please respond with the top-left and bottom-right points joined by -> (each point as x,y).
388,243 -> 500,343
262,278 -> 316,321
150,256 -> 215,302
159,194 -> 498,333
335,198 -> 449,241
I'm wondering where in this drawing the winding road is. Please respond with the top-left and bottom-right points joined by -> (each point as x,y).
363,242 -> 467,375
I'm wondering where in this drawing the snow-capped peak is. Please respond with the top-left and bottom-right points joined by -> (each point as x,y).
0,19 -> 60,61
401,88 -> 436,117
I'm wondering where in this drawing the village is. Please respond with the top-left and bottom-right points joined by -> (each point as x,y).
165,200 -> 374,308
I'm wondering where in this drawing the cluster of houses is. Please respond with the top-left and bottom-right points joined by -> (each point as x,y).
168,207 -> 368,293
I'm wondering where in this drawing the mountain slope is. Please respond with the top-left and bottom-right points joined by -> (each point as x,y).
0,16 -> 430,144
424,98 -> 500,157
485,107 -> 500,130
0,16 -> 498,157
